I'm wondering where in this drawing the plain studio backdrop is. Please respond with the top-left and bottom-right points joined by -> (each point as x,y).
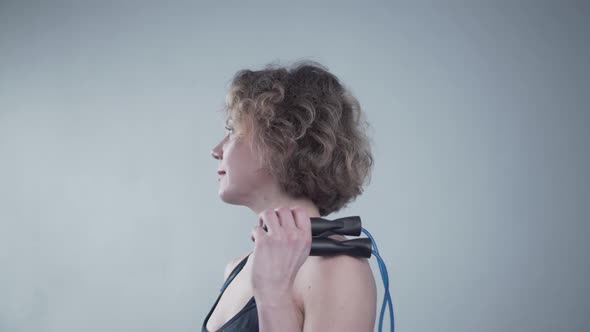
0,1 -> 588,331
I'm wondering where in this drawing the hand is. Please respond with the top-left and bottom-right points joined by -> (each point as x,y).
250,206 -> 313,303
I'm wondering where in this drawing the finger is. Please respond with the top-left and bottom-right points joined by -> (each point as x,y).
258,217 -> 268,232
251,224 -> 267,242
275,207 -> 297,231
259,208 -> 281,235
292,206 -> 312,234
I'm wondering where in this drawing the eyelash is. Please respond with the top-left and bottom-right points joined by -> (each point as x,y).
225,126 -> 234,135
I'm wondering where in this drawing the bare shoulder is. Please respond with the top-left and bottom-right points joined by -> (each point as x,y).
292,253 -> 377,331
295,235 -> 376,294
223,251 -> 252,281
294,253 -> 377,314
297,253 -> 376,288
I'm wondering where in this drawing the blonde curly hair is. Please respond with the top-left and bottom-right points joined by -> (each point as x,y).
220,59 -> 374,217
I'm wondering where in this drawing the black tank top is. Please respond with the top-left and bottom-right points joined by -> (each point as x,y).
202,252 -> 258,332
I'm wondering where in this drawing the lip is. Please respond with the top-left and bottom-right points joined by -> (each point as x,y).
217,170 -> 226,175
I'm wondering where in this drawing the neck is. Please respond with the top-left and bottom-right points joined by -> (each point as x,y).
247,187 -> 321,222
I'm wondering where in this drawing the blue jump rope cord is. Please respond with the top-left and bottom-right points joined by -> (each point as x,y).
220,228 -> 395,331
361,227 -> 394,332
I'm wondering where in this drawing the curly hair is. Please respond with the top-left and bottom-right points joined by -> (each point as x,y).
220,59 -> 374,217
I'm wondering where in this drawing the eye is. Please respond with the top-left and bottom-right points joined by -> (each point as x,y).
224,126 -> 234,136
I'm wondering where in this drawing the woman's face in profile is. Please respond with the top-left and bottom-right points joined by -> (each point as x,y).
211,119 -> 272,206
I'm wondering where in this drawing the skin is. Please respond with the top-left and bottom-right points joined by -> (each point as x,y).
210,116 -> 376,332
210,117 -> 321,299
211,117 -> 321,220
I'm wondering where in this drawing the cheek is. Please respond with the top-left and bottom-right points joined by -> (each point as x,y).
227,142 -> 257,170
229,157 -> 266,184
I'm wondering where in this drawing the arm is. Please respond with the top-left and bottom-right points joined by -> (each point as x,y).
257,292 -> 303,332
257,256 -> 377,332
302,256 -> 377,332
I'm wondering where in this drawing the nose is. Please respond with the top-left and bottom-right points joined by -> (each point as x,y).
211,149 -> 221,160
211,141 -> 223,160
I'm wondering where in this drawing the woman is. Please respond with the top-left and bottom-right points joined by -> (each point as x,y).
203,60 -> 377,332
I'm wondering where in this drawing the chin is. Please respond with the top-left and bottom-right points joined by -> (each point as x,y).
218,189 -> 245,206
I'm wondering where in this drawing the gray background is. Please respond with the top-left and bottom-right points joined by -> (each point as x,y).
1,1 -> 588,331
